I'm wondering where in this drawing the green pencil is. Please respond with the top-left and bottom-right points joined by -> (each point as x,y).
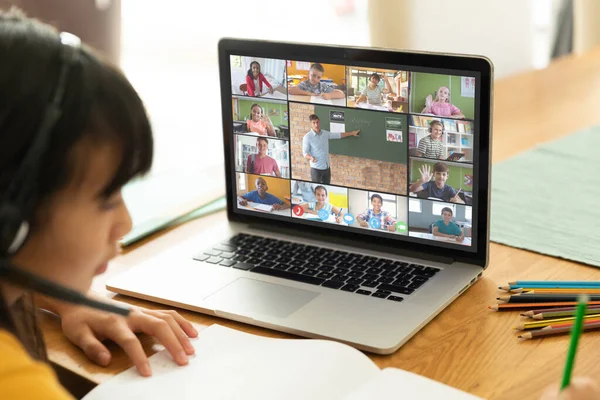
561,294 -> 589,390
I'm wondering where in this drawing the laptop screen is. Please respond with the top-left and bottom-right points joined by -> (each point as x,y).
227,52 -> 480,252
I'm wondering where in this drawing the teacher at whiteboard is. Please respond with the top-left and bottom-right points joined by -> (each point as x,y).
302,114 -> 360,184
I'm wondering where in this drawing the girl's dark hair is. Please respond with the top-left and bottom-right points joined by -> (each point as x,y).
369,73 -> 381,82
247,61 -> 260,78
313,185 -> 327,196
250,103 -> 263,114
0,9 -> 153,356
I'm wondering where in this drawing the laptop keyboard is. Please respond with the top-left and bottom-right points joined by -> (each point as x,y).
193,233 -> 441,302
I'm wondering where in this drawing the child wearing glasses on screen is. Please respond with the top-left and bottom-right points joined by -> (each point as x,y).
409,162 -> 465,204
246,61 -> 274,97
422,86 -> 465,119
432,207 -> 464,242
288,63 -> 345,100
357,194 -> 396,232
298,185 -> 344,223
246,104 -> 276,137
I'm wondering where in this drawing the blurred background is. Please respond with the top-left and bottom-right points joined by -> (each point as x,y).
3,0 -> 598,176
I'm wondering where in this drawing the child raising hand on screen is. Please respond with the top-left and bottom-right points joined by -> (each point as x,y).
422,86 -> 465,119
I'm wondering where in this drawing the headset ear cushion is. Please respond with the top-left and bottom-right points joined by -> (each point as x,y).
0,204 -> 29,255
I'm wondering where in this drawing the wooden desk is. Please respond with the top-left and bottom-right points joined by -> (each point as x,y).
41,48 -> 600,400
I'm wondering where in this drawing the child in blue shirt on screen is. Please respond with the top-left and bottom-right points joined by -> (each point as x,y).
433,207 -> 464,242
238,177 -> 289,210
409,162 -> 465,203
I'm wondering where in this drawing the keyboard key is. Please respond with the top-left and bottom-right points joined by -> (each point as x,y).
302,269 -> 319,277
366,267 -> 383,275
388,296 -> 404,302
233,255 -> 249,262
237,248 -> 251,255
261,261 -> 276,268
322,280 -> 344,289
356,289 -> 372,295
203,249 -> 222,257
341,284 -> 359,293
192,254 -> 210,262
288,266 -> 305,274
262,254 -> 279,261
331,274 -> 348,282
213,244 -> 236,252
347,270 -> 364,278
278,257 -> 293,265
332,267 -> 347,274
206,256 -> 223,264
408,281 -> 426,289
317,271 -> 334,279
378,283 -> 416,295
251,266 -> 325,286
347,278 -> 364,286
219,260 -> 236,267
392,279 -> 411,287
290,260 -> 306,267
377,276 -> 395,284
372,292 -> 388,299
376,290 -> 391,295
233,262 -> 254,270
219,252 -> 235,259
362,273 -> 379,281
318,265 -> 335,272
411,276 -> 429,283
363,280 -> 380,288
381,269 -> 398,277
274,263 -> 290,271
350,264 -> 368,272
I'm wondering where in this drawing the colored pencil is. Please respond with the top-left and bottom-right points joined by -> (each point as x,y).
513,314 -> 600,331
561,295 -> 588,390
509,281 -> 600,286
489,302 -> 600,310
521,304 -> 600,317
509,288 -> 600,294
498,294 -> 600,304
531,308 -> 600,320
543,318 -> 600,330
500,285 -> 600,291
518,321 -> 600,340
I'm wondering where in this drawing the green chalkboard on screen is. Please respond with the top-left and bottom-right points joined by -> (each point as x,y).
313,105 -> 408,164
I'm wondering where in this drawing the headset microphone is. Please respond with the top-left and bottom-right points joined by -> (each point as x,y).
0,32 -> 130,317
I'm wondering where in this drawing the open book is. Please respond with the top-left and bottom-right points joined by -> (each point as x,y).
83,325 -> 481,400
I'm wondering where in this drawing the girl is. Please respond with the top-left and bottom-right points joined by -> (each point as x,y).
299,186 -> 344,224
246,104 -> 276,136
245,61 -> 273,97
0,10 -> 197,398
421,86 -> 465,118
355,73 -> 394,107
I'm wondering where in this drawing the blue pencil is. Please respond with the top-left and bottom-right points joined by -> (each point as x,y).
504,285 -> 600,290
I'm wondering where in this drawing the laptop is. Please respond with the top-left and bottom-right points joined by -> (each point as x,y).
106,39 -> 493,354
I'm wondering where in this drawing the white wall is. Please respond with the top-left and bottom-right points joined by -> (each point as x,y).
369,0 -> 542,79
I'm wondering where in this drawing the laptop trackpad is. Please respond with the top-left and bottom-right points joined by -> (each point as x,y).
204,278 -> 319,319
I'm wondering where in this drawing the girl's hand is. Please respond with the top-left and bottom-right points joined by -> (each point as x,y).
425,94 -> 433,108
540,377 -> 600,399
59,300 -> 198,377
268,87 -> 274,94
359,220 -> 369,228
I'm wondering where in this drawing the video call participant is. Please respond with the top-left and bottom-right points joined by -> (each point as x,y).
356,194 -> 397,232
433,207 -> 465,242
409,162 -> 465,204
246,104 -> 276,136
288,63 -> 345,100
245,61 -> 274,97
302,114 -> 360,184
355,73 -> 394,106
422,86 -> 465,119
416,120 -> 444,159
298,185 -> 344,223
238,177 -> 289,210
246,137 -> 281,177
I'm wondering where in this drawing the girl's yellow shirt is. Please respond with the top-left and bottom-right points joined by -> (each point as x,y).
0,330 -> 73,399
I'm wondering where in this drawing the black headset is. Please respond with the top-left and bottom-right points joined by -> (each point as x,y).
428,120 -> 444,135
0,32 -> 130,317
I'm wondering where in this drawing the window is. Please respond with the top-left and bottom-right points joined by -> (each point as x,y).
237,173 -> 246,192
408,199 -> 422,213
231,56 -> 242,68
432,203 -> 456,217
465,206 -> 472,221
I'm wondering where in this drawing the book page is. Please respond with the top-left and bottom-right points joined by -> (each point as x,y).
344,368 -> 482,400
83,324 -> 380,400
250,203 -> 274,212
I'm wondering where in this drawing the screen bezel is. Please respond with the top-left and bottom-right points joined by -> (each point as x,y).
218,38 -> 492,268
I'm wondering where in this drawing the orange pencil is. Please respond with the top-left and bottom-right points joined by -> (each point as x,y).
542,318 -> 600,330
